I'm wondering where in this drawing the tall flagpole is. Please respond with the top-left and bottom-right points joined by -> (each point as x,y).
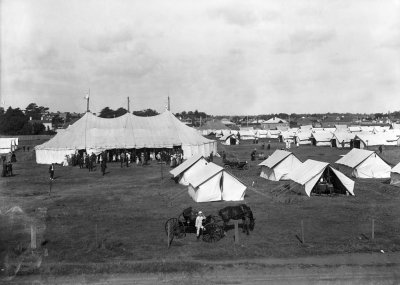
86,88 -> 90,112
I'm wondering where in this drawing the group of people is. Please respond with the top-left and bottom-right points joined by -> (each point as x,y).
1,152 -> 16,177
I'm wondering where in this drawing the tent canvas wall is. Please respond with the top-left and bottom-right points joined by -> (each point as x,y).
288,159 -> 355,197
294,131 -> 312,145
259,150 -> 303,181
390,162 -> 400,187
35,111 -> 217,164
239,129 -> 255,140
0,138 -> 19,154
311,132 -> 334,146
220,134 -> 239,145
187,162 -> 246,202
169,154 -> 209,185
331,132 -> 355,148
335,148 -> 391,178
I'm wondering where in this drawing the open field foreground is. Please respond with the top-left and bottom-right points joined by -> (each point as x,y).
1,140 -> 400,283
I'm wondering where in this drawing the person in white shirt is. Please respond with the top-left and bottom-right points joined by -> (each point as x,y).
195,211 -> 205,241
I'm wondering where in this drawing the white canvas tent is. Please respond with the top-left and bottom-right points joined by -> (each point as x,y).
188,162 -> 246,202
390,162 -> 400,187
335,148 -> 391,178
239,129 -> 255,140
288,159 -> 355,197
259,150 -> 303,181
0,138 -> 18,154
311,132 -> 334,146
220,134 -> 239,145
35,111 -> 217,164
169,154 -> 209,185
265,130 -> 281,139
331,132 -> 355,148
354,133 -> 390,149
294,131 -> 312,145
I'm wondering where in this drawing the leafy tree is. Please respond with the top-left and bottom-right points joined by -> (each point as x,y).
132,109 -> 159,117
31,122 -> 45,135
114,107 -> 128,117
0,107 -> 28,135
99,107 -> 114,118
0,107 -> 4,116
25,103 -> 49,120
52,114 -> 65,128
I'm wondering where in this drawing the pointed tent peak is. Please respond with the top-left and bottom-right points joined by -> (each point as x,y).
189,162 -> 224,188
169,154 -> 205,178
259,149 -> 294,167
335,148 -> 375,168
288,159 -> 329,186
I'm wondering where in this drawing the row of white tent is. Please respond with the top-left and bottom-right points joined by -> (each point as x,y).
0,137 -> 19,154
170,155 -> 247,202
201,125 -> 400,145
259,148 -> 399,196
287,129 -> 400,148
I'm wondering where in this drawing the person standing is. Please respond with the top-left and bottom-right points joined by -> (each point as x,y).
209,151 -> 213,162
101,159 -> 107,176
195,211 -> 206,241
49,163 -> 55,180
120,152 -> 125,168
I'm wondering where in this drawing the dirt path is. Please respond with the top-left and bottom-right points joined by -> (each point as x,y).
7,252 -> 400,284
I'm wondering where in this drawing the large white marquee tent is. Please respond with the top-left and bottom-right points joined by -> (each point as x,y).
35,111 -> 217,164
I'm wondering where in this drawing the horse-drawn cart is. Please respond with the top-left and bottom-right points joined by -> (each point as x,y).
165,207 -> 225,245
223,158 -> 249,170
165,205 -> 255,247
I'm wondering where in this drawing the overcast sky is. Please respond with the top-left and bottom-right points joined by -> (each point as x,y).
1,0 -> 399,115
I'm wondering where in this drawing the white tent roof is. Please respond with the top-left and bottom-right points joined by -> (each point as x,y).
392,162 -> 400,174
265,117 -> 287,123
36,111 -> 215,151
332,132 -> 355,143
295,131 -> 312,140
187,162 -> 247,202
259,150 -> 293,168
219,134 -> 235,141
169,154 -> 204,178
311,132 -> 334,142
355,133 -> 387,146
349,126 -> 362,132
288,159 -> 354,196
189,163 -> 224,188
289,160 -> 329,186
335,148 -> 374,168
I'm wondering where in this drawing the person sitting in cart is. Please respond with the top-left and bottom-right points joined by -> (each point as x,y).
195,211 -> 206,241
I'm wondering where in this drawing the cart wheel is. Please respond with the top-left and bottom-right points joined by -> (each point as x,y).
224,165 -> 231,170
243,164 -> 249,170
202,224 -> 224,243
165,218 -> 185,239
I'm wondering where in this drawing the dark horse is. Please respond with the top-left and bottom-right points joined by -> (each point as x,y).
218,204 -> 255,235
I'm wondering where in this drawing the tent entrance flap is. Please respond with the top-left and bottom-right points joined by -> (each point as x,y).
312,167 -> 351,195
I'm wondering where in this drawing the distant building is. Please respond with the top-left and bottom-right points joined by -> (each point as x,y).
261,117 -> 289,130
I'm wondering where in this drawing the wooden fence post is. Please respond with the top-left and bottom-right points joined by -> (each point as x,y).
31,225 -> 37,249
167,222 -> 171,248
95,224 -> 98,247
301,220 -> 305,244
234,220 -> 239,244
372,219 -> 375,240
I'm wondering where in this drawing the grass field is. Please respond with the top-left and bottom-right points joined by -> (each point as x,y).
1,139 -> 400,277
